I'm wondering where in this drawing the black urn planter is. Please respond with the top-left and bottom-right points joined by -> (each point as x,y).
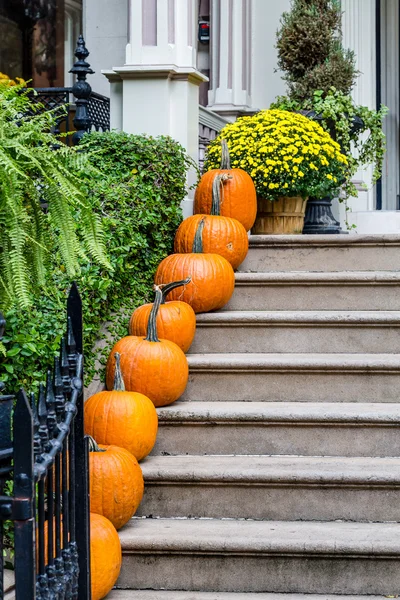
298,111 -> 364,235
302,196 -> 341,235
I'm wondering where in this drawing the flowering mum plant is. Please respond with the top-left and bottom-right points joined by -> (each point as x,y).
204,109 -> 349,200
0,72 -> 26,87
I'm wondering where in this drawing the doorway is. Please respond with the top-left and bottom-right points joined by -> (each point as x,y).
378,0 -> 400,210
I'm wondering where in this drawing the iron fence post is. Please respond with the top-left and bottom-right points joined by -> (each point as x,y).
68,284 -> 91,599
13,390 -> 35,600
70,36 -> 94,145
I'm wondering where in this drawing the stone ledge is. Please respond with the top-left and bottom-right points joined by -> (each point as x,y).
156,401 -> 400,424
187,353 -> 400,373
234,271 -> 400,284
118,518 -> 400,556
195,310 -> 400,326
140,454 -> 400,486
248,234 -> 400,247
107,592 -> 387,600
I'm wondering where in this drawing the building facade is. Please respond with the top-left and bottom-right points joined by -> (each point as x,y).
82,0 -> 399,231
0,0 -> 82,87
1,0 -> 398,231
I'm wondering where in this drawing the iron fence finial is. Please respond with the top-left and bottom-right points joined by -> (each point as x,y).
70,36 -> 94,145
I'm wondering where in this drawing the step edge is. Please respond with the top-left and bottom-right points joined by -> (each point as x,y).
109,591 -> 388,600
118,519 -> 400,557
157,402 -> 400,424
187,354 -> 400,373
234,271 -> 400,283
195,311 -> 400,326
247,234 -> 400,247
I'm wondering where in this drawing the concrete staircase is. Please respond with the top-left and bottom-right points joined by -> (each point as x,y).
109,234 -> 400,599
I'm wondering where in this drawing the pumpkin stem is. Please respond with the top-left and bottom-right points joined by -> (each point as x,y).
86,435 -> 106,453
211,173 -> 233,216
113,352 -> 126,391
156,277 -> 192,304
145,286 -> 162,343
192,217 -> 206,253
220,139 -> 231,170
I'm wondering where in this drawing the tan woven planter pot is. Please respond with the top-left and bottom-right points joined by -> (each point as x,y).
252,196 -> 308,235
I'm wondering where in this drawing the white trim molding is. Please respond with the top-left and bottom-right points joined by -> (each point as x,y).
199,105 -> 230,130
208,0 -> 253,117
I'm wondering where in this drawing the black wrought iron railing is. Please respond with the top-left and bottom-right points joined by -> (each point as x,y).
30,36 -> 110,145
0,284 -> 90,599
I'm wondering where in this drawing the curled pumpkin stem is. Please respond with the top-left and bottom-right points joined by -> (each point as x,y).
211,173 -> 233,216
220,139 -> 231,170
113,352 -> 126,391
86,435 -> 106,453
145,287 -> 163,343
159,277 -> 191,303
192,217 -> 206,254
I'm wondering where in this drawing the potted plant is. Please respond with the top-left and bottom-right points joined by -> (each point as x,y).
273,0 -> 387,233
204,109 -> 348,234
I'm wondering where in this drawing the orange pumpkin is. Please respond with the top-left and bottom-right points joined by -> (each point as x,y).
129,277 -> 196,353
40,514 -> 121,599
175,173 -> 248,270
38,519 -> 65,566
155,218 -> 235,313
194,139 -> 257,231
84,354 -> 158,461
90,512 -> 121,600
106,295 -> 189,407
88,436 -> 144,530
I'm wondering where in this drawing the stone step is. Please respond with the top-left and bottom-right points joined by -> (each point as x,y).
107,591 -> 387,599
153,401 -> 400,457
190,310 -> 400,354
183,353 -> 400,403
137,454 -> 400,521
117,518 -> 400,595
239,234 -> 400,273
224,271 -> 400,311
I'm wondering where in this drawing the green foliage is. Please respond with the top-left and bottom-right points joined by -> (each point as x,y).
0,131 -> 190,394
271,88 -> 388,199
205,109 -> 349,200
276,0 -> 358,101
0,82 -> 110,309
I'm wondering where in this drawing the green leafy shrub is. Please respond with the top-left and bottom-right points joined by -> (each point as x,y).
1,131 -> 191,393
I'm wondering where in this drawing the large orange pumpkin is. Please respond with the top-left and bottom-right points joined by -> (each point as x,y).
106,295 -> 189,407
88,436 -> 144,530
84,354 -> 158,461
175,173 -> 248,270
90,512 -> 121,600
129,277 -> 196,353
40,514 -> 121,599
194,139 -> 257,231
155,218 -> 235,313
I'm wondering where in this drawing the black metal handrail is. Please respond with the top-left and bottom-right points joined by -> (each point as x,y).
29,36 -> 110,145
0,284 -> 90,599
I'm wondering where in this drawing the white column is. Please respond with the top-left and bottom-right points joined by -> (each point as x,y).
103,0 -> 207,217
340,0 -> 376,227
208,0 -> 252,119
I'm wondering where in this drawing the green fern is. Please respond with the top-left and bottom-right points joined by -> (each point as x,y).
0,83 -> 111,309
